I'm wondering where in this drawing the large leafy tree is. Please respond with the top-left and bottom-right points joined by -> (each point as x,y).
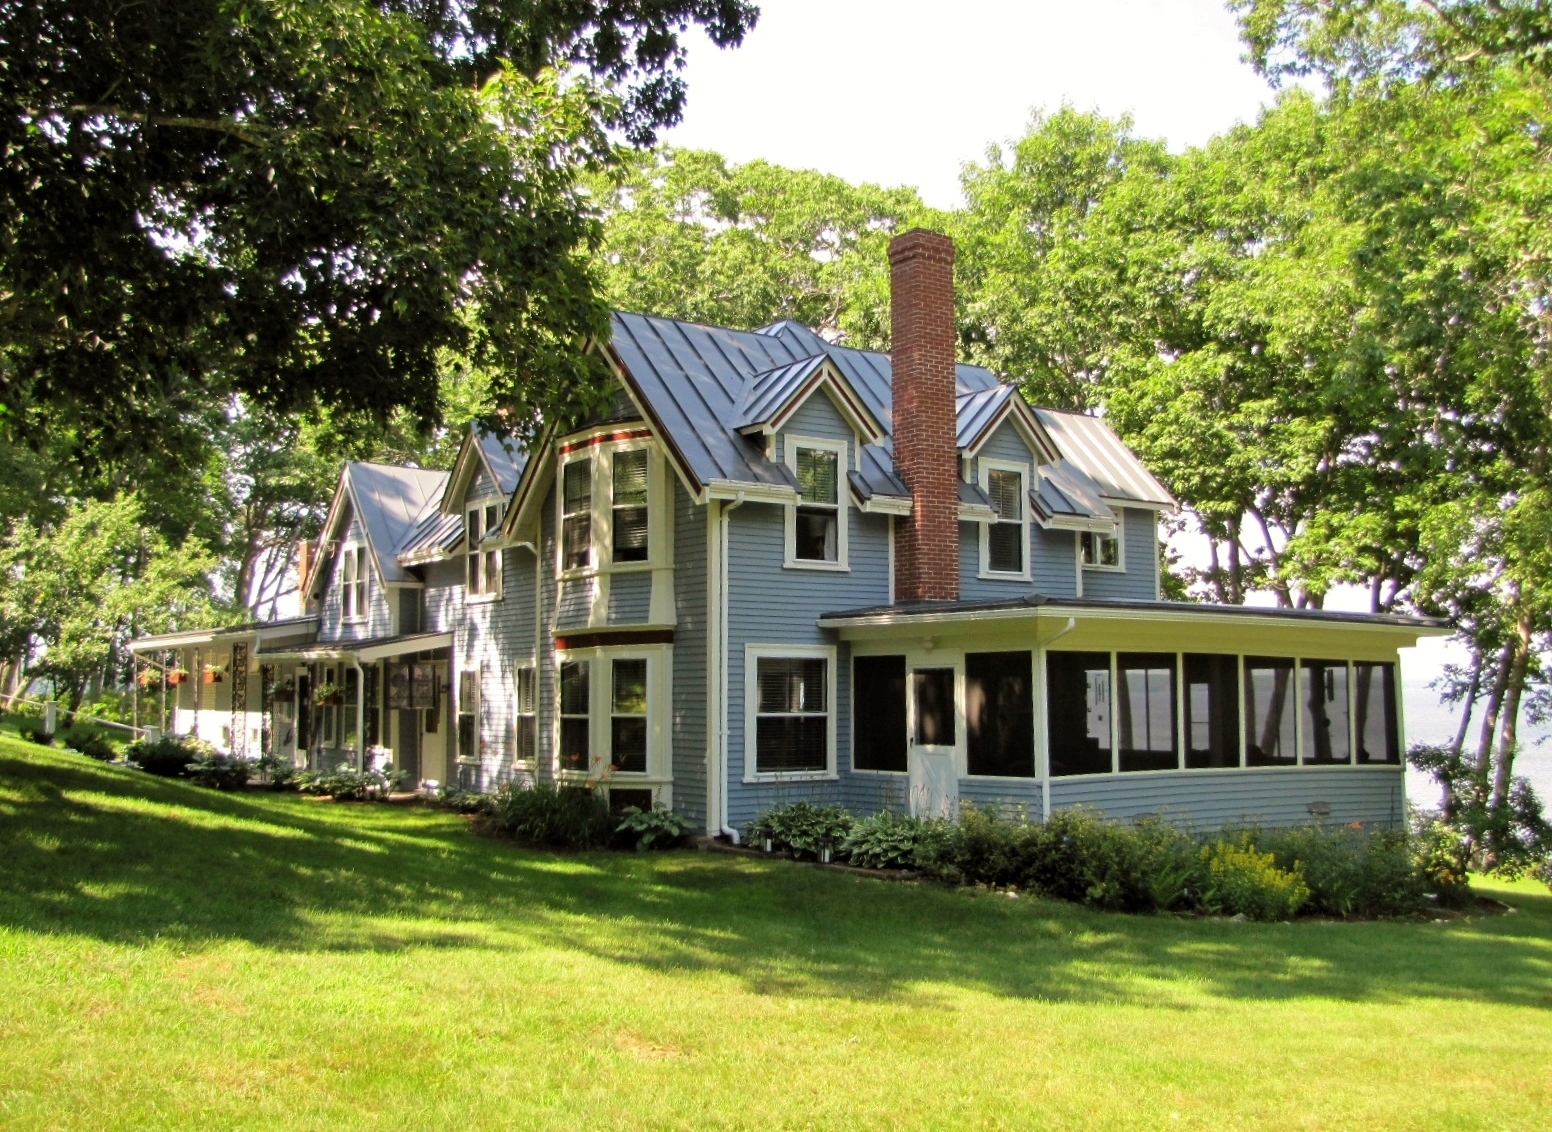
0,0 -> 758,485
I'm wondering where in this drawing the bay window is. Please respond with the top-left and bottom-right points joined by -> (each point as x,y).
562,458 -> 592,572
612,449 -> 650,563
559,660 -> 590,771
610,658 -> 648,772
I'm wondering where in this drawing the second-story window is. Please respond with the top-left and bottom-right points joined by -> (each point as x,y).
466,501 -> 502,597
1081,529 -> 1121,569
562,458 -> 592,571
612,449 -> 649,563
794,445 -> 840,562
986,468 -> 1025,574
341,546 -> 366,620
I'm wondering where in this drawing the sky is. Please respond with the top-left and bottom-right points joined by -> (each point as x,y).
660,0 -> 1552,801
662,0 -> 1280,210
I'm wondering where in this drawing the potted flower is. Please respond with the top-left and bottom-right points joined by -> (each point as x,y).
267,678 -> 296,703
166,669 -> 190,686
314,680 -> 345,706
201,664 -> 224,685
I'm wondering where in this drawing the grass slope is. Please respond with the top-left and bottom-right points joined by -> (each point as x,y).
1,739 -> 1549,1131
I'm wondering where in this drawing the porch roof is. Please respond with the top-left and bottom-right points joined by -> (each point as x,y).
127,616 -> 318,652
257,631 -> 453,664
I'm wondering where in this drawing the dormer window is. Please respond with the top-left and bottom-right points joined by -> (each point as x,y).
466,500 -> 503,597
981,464 -> 1027,576
1081,527 -> 1122,570
612,448 -> 649,563
786,438 -> 848,569
341,546 -> 367,621
562,458 -> 592,571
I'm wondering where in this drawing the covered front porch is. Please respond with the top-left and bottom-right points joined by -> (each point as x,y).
819,596 -> 1448,830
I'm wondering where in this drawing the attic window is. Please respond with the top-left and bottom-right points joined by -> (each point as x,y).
466,501 -> 502,597
341,546 -> 367,621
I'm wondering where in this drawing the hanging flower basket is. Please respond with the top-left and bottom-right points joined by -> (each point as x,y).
314,681 -> 345,706
166,670 -> 190,686
201,669 -> 224,685
267,681 -> 296,703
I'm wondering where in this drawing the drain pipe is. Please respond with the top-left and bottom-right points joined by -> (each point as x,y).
717,492 -> 746,844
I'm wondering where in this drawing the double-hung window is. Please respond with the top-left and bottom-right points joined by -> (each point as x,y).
610,658 -> 648,772
457,669 -> 479,762
514,666 -> 537,764
787,440 -> 846,568
562,458 -> 592,572
982,465 -> 1027,576
466,501 -> 503,598
341,546 -> 367,621
559,660 -> 590,770
750,649 -> 833,776
612,449 -> 649,564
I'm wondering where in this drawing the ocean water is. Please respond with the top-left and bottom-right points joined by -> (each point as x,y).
1402,675 -> 1552,812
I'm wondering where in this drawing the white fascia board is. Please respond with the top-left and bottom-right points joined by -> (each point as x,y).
957,502 -> 998,523
1036,512 -> 1119,535
1099,495 -> 1175,513
855,493 -> 912,516
705,479 -> 798,505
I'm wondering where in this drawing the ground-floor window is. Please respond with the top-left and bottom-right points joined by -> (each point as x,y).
559,660 -> 589,771
514,665 -> 537,764
852,655 -> 907,772
1245,656 -> 1297,766
611,658 -> 648,773
1047,651 -> 1112,776
1117,652 -> 1175,772
965,651 -> 1033,777
1184,653 -> 1239,768
457,668 -> 480,762
1355,661 -> 1399,763
555,647 -> 669,778
748,647 -> 833,777
1301,659 -> 1350,764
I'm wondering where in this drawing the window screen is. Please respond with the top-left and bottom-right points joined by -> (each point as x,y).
1117,653 -> 1176,771
755,656 -> 828,773
853,655 -> 907,772
1184,653 -> 1239,768
1048,651 -> 1112,776
986,469 -> 1024,574
559,660 -> 590,771
611,658 -> 648,773
1354,661 -> 1399,764
612,449 -> 649,563
1302,659 -> 1351,764
1245,656 -> 1297,766
913,668 -> 956,747
794,447 -> 839,562
966,651 -> 1033,777
562,459 -> 592,571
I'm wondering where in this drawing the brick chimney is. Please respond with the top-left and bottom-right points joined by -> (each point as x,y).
889,228 -> 959,603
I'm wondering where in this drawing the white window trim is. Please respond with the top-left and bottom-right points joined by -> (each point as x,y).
743,643 -> 839,783
556,439 -> 665,581
551,643 -> 673,784
1079,516 -> 1126,573
782,435 -> 850,572
465,495 -> 505,604
977,457 -> 1032,581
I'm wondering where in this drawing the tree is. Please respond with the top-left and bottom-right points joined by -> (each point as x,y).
1,0 -> 759,486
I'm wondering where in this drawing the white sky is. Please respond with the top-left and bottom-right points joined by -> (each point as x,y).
663,0 -> 1279,209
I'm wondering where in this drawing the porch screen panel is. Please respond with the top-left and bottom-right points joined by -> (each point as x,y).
1354,661 -> 1400,764
1184,654 -> 1239,768
1117,653 -> 1176,771
1301,659 -> 1351,764
1244,657 -> 1297,766
966,651 -> 1034,777
853,655 -> 907,772
1047,651 -> 1112,776
559,661 -> 590,771
912,668 -> 956,747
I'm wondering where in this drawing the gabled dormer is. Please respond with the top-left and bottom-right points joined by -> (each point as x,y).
438,426 -> 526,603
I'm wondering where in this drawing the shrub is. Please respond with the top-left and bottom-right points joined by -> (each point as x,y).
297,765 -> 388,801
841,810 -> 951,870
64,730 -> 116,761
20,725 -> 54,746
1251,824 -> 1427,918
615,805 -> 691,851
745,801 -> 853,859
126,734 -> 216,777
254,753 -> 300,791
1198,836 -> 1310,921
435,785 -> 493,815
1410,813 -> 1475,908
187,753 -> 252,791
484,782 -> 612,848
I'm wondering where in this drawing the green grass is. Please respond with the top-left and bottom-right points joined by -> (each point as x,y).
1,740 -> 1549,1130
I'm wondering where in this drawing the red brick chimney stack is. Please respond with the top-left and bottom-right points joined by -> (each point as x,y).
888,228 -> 959,603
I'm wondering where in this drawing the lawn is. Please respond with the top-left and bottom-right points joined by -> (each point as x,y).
0,739 -> 1548,1130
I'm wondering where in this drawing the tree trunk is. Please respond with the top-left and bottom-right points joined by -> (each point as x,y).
1491,611 -> 1534,814
1445,653 -> 1483,815
1473,641 -> 1514,817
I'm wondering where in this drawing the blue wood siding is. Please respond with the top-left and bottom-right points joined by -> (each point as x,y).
1048,767 -> 1405,830
1082,508 -> 1159,601
607,571 -> 652,624
671,480 -> 708,829
320,511 -> 393,642
958,420 -> 1080,600
780,390 -> 856,447
460,543 -> 539,789
556,577 -> 591,628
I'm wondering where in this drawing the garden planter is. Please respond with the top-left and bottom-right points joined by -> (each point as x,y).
201,672 -> 223,684
166,672 -> 188,686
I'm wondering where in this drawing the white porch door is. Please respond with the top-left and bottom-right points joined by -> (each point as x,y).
908,665 -> 960,820
419,663 -> 448,787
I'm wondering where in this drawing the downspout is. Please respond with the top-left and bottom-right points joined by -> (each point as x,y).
1039,617 -> 1077,823
718,492 -> 746,843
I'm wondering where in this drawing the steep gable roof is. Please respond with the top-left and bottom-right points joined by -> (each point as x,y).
314,462 -> 450,592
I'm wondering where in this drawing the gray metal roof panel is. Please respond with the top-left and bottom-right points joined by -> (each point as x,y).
398,509 -> 463,558
476,428 -> 526,494
1032,409 -> 1176,508
1034,459 -> 1116,521
346,463 -> 450,583
733,354 -> 830,430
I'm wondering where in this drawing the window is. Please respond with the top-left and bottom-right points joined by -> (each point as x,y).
612,449 -> 650,563
1184,654 -> 1240,768
341,546 -> 367,620
912,668 -> 956,747
754,655 -> 829,773
1301,659 -> 1351,764
984,467 -> 1026,575
466,501 -> 502,597
515,666 -> 537,764
610,658 -> 649,772
1245,656 -> 1297,766
1117,653 -> 1176,771
966,651 -> 1033,777
562,458 -> 592,571
1354,661 -> 1400,764
458,669 -> 479,762
559,660 -> 590,770
792,443 -> 841,564
1080,529 -> 1121,569
1047,651 -> 1112,776
853,655 -> 907,772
